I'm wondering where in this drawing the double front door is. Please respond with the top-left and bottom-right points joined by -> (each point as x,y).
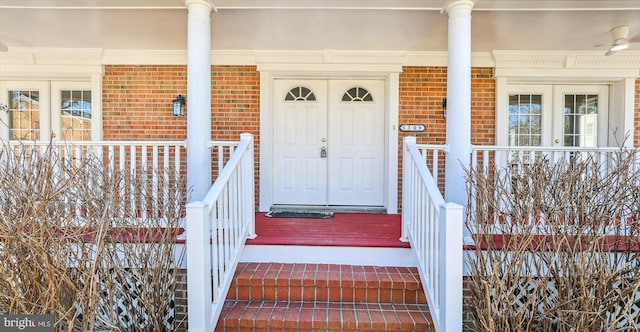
273,79 -> 385,207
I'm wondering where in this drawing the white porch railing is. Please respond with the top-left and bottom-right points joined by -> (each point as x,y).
3,140 -> 187,220
415,143 -> 448,193
186,133 -> 257,332
470,145 -> 639,234
471,145 -> 640,172
401,136 -> 463,332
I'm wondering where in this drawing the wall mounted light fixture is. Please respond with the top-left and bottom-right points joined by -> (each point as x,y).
172,95 -> 186,116
442,98 -> 447,118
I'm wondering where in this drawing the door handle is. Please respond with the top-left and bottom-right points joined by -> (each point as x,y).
320,146 -> 327,158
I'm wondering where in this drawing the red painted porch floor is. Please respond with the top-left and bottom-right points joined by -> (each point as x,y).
246,213 -> 410,248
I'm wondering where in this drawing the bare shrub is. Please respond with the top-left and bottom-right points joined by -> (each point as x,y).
0,142 -> 186,331
465,149 -> 640,331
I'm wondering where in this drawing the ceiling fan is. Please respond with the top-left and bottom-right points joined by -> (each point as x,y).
595,25 -> 640,56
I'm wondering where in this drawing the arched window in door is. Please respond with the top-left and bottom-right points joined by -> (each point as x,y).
284,86 -> 316,101
341,87 -> 373,102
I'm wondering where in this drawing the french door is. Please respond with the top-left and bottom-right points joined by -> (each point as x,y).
0,81 -> 94,141
506,85 -> 609,148
272,79 -> 385,207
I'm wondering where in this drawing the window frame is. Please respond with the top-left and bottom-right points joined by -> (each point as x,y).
1,80 -> 99,141
497,83 -> 611,148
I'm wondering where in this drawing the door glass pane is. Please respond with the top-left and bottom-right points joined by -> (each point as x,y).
563,94 -> 597,147
61,90 -> 92,140
508,93 -> 542,146
8,90 -> 40,140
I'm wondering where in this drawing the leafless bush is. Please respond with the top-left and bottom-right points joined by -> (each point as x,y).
465,149 -> 640,331
0,142 -> 186,331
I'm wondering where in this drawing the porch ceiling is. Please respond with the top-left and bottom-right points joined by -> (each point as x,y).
0,0 -> 639,55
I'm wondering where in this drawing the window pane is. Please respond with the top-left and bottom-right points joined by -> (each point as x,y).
563,93 -> 598,147
61,89 -> 92,141
8,90 -> 40,140
342,87 -> 373,102
508,93 -> 542,146
285,86 -> 316,102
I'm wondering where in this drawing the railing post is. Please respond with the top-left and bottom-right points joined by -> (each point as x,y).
400,136 -> 416,242
186,201 -> 213,332
439,202 -> 464,332
240,133 -> 257,239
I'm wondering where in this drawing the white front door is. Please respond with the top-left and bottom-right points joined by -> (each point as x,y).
273,79 -> 385,207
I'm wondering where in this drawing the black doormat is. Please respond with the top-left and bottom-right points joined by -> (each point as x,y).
265,211 -> 334,219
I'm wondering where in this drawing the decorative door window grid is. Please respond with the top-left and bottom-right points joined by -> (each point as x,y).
8,90 -> 41,141
508,93 -> 542,147
284,85 -> 373,103
563,94 -> 598,147
5,88 -> 92,141
61,89 -> 92,141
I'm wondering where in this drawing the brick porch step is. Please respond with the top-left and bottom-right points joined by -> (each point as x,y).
216,263 -> 435,332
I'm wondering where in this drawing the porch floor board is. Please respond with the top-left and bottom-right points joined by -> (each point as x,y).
246,213 -> 410,248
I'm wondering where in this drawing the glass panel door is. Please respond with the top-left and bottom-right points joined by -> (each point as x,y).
508,93 -> 543,146
1,81 -> 94,141
504,85 -> 553,148
553,86 -> 609,147
51,82 -> 94,141
0,82 -> 50,141
59,89 -> 92,141
8,90 -> 41,140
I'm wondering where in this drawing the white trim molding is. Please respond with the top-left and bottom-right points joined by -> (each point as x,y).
492,50 -> 640,77
493,51 -> 639,148
5,48 -> 640,70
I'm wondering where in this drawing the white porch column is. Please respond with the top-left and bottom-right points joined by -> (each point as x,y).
443,0 -> 474,207
185,0 -> 214,201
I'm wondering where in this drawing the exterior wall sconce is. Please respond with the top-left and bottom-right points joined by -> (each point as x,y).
172,95 -> 186,116
442,98 -> 447,118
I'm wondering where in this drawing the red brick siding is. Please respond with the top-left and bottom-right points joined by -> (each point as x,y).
102,65 -> 260,141
211,66 -> 261,203
102,65 -> 187,141
211,66 -> 260,140
174,268 -> 188,331
635,79 -> 640,147
102,65 -> 261,203
471,68 -> 496,146
398,67 -> 495,207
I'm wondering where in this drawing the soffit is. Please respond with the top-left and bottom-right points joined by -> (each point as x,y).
0,1 -> 639,55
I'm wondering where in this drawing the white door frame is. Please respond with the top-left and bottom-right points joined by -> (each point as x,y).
257,64 -> 402,213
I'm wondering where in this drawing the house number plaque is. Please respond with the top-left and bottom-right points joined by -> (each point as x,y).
399,124 -> 426,132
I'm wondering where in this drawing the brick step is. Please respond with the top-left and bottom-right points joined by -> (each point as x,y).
227,263 -> 426,304
215,300 -> 433,332
216,263 -> 435,331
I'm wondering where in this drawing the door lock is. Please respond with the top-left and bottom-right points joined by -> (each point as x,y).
320,146 -> 327,158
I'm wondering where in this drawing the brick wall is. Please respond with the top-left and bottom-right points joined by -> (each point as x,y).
636,79 -> 640,147
102,65 -> 261,202
398,67 -> 495,203
470,68 -> 496,146
174,269 -> 188,331
103,65 -> 187,140
102,65 -> 260,142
